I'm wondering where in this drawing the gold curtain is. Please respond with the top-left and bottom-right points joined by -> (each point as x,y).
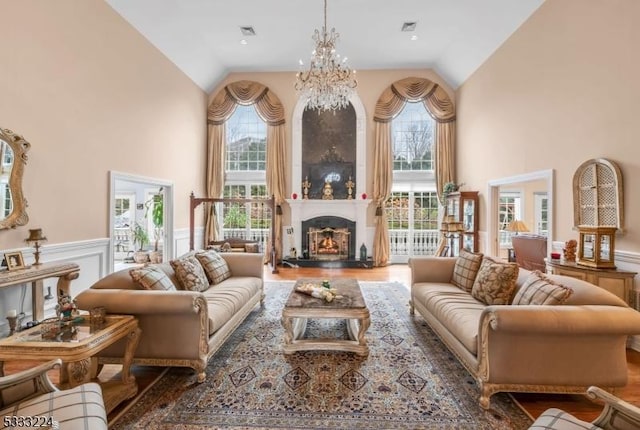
373,77 -> 456,266
204,123 -> 227,244
206,80 -> 286,257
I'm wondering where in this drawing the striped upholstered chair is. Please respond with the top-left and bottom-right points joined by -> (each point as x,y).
529,386 -> 640,430
0,359 -> 107,430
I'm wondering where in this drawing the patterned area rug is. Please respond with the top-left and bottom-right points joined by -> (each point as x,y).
112,281 -> 532,429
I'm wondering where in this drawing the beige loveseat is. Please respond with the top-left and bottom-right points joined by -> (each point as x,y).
75,252 -> 264,383
409,255 -> 640,409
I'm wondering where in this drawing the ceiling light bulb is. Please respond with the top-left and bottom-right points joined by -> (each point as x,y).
240,39 -> 248,45
411,35 -> 418,41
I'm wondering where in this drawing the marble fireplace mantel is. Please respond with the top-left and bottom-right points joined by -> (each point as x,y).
285,199 -> 371,257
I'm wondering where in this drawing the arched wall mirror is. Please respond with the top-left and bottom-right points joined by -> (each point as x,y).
0,128 -> 30,230
487,169 -> 554,259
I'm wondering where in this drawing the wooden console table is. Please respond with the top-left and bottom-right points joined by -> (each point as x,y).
545,259 -> 636,308
0,262 -> 80,321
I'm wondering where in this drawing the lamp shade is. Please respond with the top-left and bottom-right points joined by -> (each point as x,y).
25,228 -> 47,242
506,220 -> 529,233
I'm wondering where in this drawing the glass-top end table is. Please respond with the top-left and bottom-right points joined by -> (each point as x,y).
0,314 -> 141,414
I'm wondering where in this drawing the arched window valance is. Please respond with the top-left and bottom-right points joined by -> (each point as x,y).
206,80 -> 286,258
371,77 -> 456,266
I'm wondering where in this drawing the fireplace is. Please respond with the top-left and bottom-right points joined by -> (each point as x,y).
302,216 -> 356,260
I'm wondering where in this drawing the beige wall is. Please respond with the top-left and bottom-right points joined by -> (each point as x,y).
457,0 -> 640,252
0,0 -> 208,249
209,69 -> 455,225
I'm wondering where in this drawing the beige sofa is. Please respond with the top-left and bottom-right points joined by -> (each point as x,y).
409,256 -> 640,409
75,252 -> 264,382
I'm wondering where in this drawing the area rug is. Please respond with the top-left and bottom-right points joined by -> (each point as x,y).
111,281 -> 532,429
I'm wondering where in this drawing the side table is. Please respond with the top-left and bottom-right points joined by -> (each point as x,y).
545,258 -> 636,308
0,314 -> 141,413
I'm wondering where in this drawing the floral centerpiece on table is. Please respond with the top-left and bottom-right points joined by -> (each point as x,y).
56,292 -> 77,320
296,280 -> 342,303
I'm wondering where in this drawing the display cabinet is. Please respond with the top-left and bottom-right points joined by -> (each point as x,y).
445,191 -> 479,255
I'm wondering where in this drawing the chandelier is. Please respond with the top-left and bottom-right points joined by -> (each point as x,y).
295,0 -> 357,112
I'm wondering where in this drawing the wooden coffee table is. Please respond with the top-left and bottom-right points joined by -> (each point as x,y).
281,278 -> 370,356
0,314 -> 141,413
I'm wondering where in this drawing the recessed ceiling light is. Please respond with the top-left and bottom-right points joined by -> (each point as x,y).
410,35 -> 418,41
240,26 -> 256,36
401,22 -> 417,32
240,39 -> 248,45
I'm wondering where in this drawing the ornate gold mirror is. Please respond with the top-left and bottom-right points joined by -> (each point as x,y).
0,128 -> 30,229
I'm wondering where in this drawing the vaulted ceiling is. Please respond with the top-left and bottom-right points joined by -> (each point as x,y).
106,0 -> 544,92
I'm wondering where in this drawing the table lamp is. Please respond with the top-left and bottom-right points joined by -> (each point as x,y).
25,228 -> 47,266
506,220 -> 529,236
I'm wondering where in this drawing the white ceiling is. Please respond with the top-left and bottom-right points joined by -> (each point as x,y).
106,0 -> 544,92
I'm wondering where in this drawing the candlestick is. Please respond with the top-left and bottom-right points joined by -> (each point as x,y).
7,309 -> 16,318
7,316 -> 17,336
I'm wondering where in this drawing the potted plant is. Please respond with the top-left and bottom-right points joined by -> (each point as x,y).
131,222 -> 150,263
145,191 -> 164,263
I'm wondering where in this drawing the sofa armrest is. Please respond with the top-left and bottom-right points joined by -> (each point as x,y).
221,252 -> 264,279
75,289 -> 206,316
482,305 -> 640,335
409,257 -> 457,285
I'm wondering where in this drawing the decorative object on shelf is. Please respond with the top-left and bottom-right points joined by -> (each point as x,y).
25,228 -> 47,266
6,309 -> 18,336
506,220 -> 529,236
345,176 -> 355,199
360,243 -> 367,261
56,291 -> 77,320
90,306 -> 106,327
294,0 -> 357,112
578,226 -> 617,269
322,279 -> 331,289
302,176 -> 311,200
440,215 -> 466,257
321,180 -> 333,200
361,193 -> 367,200
563,239 -> 577,262
573,158 -> 623,269
442,181 -> 464,201
44,286 -> 54,300
4,251 -> 25,271
292,192 -> 298,200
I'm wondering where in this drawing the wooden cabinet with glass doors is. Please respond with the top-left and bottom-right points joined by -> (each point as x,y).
445,191 -> 479,255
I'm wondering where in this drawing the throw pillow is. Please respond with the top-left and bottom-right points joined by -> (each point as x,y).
451,249 -> 483,292
513,270 -> 573,305
471,256 -> 519,305
195,250 -> 232,285
129,266 -> 176,291
170,255 -> 210,292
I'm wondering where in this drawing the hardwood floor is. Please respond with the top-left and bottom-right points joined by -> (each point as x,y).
3,263 -> 638,425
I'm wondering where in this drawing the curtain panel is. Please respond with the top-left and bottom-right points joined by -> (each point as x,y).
372,77 -> 456,266
206,80 -> 286,258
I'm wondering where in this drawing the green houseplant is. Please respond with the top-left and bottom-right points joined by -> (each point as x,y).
145,192 -> 164,263
131,222 -> 150,263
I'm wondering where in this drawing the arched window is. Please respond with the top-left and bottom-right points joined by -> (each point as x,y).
386,101 -> 438,262
225,105 -> 267,172
222,104 -> 270,242
392,101 -> 435,172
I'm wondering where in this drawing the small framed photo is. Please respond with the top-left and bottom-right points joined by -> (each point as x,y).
4,251 -> 26,271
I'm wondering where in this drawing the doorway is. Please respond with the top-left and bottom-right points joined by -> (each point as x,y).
109,171 -> 174,273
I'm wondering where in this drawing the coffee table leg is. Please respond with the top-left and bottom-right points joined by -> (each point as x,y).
282,315 -> 294,346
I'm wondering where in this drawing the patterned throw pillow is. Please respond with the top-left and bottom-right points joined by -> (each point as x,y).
471,256 -> 519,305
129,266 -> 177,291
513,271 -> 573,305
195,250 -> 232,285
451,249 -> 483,292
244,243 -> 260,253
169,255 -> 210,292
